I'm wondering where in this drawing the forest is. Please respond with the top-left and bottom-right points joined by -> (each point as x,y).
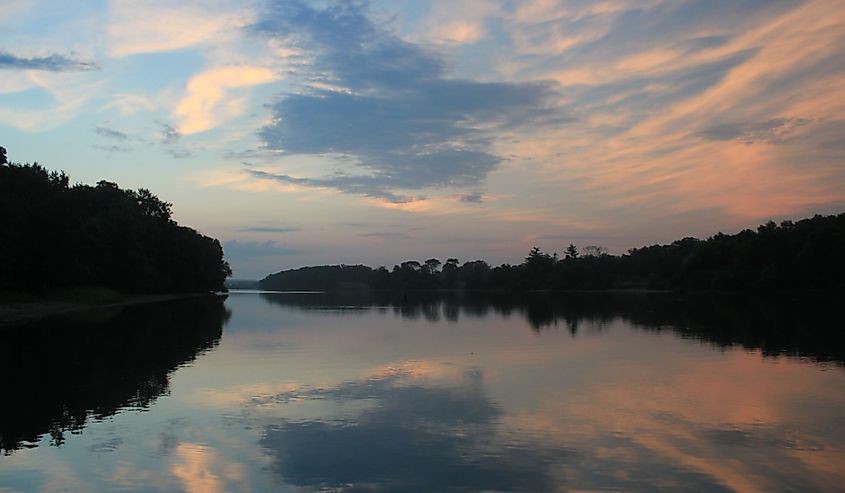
260,212 -> 845,292
0,147 -> 231,294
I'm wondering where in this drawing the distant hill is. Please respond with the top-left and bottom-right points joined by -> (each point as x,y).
0,146 -> 231,294
260,213 -> 845,292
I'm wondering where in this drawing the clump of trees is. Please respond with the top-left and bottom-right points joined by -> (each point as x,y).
0,147 -> 231,293
260,214 -> 845,292
260,264 -> 374,291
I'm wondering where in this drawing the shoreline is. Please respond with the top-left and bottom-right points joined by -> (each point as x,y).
0,292 -> 221,328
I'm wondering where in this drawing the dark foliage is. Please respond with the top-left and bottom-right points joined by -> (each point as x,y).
261,264 -> 375,291
260,259 -> 492,292
0,148 -> 231,293
259,213 -> 845,292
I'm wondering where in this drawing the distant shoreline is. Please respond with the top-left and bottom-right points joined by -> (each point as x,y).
0,292 -> 222,328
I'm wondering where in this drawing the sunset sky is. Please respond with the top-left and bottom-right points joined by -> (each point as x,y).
2,0 -> 844,278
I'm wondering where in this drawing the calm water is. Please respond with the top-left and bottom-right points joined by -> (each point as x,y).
1,291 -> 844,492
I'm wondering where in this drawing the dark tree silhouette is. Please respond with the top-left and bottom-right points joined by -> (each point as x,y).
259,213 -> 845,293
582,245 -> 608,257
0,147 -> 230,293
423,258 -> 442,274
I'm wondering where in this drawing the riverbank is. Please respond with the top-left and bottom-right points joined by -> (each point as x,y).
0,290 -> 220,327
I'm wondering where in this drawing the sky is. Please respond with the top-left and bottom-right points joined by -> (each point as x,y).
1,0 -> 844,278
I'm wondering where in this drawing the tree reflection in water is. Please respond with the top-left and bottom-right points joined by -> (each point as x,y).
259,291 -> 845,365
0,295 -> 229,454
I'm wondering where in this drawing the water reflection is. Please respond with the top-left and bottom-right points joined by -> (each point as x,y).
259,366 -> 566,492
246,293 -> 845,491
0,295 -> 229,455
260,291 -> 845,364
1,292 -> 844,492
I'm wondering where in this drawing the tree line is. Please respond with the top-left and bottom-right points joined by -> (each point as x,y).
260,213 -> 845,292
0,147 -> 231,293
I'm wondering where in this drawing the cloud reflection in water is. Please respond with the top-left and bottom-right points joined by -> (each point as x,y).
257,365 -> 568,492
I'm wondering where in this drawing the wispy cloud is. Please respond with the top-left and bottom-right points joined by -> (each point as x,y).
174,66 -> 277,134
483,0 -> 845,226
250,0 -> 564,201
536,233 -> 614,242
0,69 -> 103,130
698,118 -> 812,144
94,126 -> 129,140
155,121 -> 193,158
459,193 -> 484,203
93,144 -> 132,153
0,51 -> 98,71
102,93 -> 157,116
239,226 -> 300,233
106,0 -> 244,57
359,231 -> 412,240
223,240 -> 299,258
428,21 -> 485,44
166,148 -> 192,159
159,122 -> 181,145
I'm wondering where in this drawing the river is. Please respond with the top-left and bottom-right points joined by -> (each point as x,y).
1,291 -> 843,492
